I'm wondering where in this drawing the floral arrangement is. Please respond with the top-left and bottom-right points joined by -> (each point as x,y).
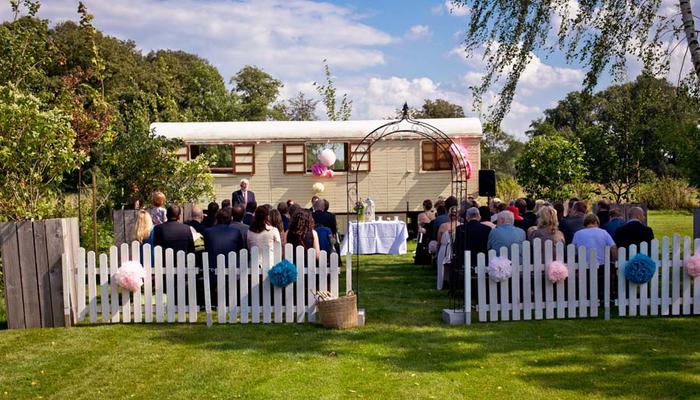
114,261 -> 145,292
269,259 -> 298,287
354,201 -> 366,222
684,254 -> 700,277
487,256 -> 512,282
547,261 -> 569,283
624,253 -> 656,284
312,182 -> 325,195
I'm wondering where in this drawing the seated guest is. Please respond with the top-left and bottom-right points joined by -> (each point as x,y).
277,202 -> 290,232
553,202 -> 565,225
572,213 -> 617,265
596,199 -> 611,226
203,201 -> 219,228
478,206 -> 496,228
487,211 -> 526,254
315,225 -> 333,254
184,206 -> 205,234
269,209 -> 286,245
230,205 -> 249,245
242,201 -> 257,226
602,208 -> 625,238
286,199 -> 295,208
516,198 -> 536,231
433,196 -> 458,238
560,201 -> 587,244
246,205 -> 281,265
507,204 -> 525,226
148,191 -> 167,226
221,199 -> 232,209
528,205 -> 565,253
534,199 -> 546,214
417,199 -> 435,234
135,210 -> 154,251
288,203 -> 302,219
287,210 -> 321,260
614,207 -> 654,249
203,208 -> 244,266
312,199 -> 338,235
232,178 -> 255,207
431,204 -> 447,241
454,207 -> 492,268
153,205 -> 195,254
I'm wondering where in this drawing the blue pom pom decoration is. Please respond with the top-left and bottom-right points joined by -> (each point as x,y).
624,253 -> 656,284
269,259 -> 298,287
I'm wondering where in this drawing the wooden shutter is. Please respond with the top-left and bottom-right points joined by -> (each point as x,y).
283,144 -> 305,174
178,146 -> 190,162
233,144 -> 255,175
421,141 -> 450,171
349,143 -> 370,172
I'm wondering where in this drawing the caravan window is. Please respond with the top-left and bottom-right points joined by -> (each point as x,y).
305,143 -> 348,172
189,144 -> 233,172
421,141 -> 451,171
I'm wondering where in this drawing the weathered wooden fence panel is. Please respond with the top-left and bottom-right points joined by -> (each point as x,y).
113,204 -> 195,247
66,242 -> 344,325
0,218 -> 79,329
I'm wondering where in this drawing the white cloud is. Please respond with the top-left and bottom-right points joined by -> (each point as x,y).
444,1 -> 469,16
3,0 -> 394,80
405,24 -> 432,40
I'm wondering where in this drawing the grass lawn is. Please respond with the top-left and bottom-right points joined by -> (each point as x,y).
647,209 -> 694,239
0,210 -> 698,399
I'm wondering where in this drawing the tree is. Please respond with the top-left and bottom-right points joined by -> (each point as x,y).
415,99 -> 465,118
284,92 -> 318,121
0,85 -> 82,221
515,135 -> 587,201
314,60 -> 352,121
481,123 -> 525,177
453,0 -> 699,127
231,65 -> 283,121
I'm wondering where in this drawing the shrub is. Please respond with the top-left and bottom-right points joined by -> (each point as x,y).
634,177 -> 698,210
496,173 -> 524,201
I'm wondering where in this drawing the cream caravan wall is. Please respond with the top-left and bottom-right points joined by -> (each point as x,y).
211,137 -> 480,213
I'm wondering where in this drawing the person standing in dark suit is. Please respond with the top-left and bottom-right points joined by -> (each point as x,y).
453,207 -> 493,268
614,207 -> 654,249
312,199 -> 338,235
232,178 -> 256,208
242,201 -> 257,226
153,205 -> 195,254
230,204 -> 249,246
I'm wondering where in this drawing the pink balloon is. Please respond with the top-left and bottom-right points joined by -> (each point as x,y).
319,149 -> 336,167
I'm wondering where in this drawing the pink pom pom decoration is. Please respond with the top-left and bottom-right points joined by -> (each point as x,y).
449,143 -> 472,179
487,256 -> 512,282
324,169 -> 335,178
311,162 -> 327,177
319,148 -> 336,167
547,261 -> 569,283
115,261 -> 145,292
685,254 -> 700,277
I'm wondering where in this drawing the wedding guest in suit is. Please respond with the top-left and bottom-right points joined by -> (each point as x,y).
230,204 -> 249,246
203,208 -> 245,268
149,191 -> 167,226
308,195 -> 320,212
203,201 -> 219,228
454,207 -> 492,267
515,198 -> 536,231
221,199 -> 231,209
596,199 -> 611,227
242,201 -> 257,226
560,201 -> 587,244
312,198 -> 338,235
614,207 -> 654,249
184,206 -> 205,234
153,205 -> 195,254
232,178 -> 255,208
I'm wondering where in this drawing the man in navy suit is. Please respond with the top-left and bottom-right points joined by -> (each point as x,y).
153,205 -> 195,254
312,198 -> 337,235
232,178 -> 255,208
614,207 -> 654,249
203,208 -> 245,268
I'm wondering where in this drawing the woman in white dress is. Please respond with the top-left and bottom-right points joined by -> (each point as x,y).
247,205 -> 281,265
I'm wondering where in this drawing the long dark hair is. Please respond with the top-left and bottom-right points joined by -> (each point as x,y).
249,204 -> 271,233
288,209 -> 314,246
268,209 -> 284,234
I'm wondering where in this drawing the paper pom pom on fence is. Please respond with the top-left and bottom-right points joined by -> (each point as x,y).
624,253 -> 657,284
547,261 -> 569,283
114,261 -> 145,292
685,254 -> 700,277
269,259 -> 298,287
319,148 -> 336,167
487,256 -> 512,282
312,182 -> 325,194
311,162 -> 327,177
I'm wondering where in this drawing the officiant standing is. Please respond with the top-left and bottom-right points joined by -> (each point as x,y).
232,178 -> 256,209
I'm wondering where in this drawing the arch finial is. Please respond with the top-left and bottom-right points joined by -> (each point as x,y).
401,103 -> 409,119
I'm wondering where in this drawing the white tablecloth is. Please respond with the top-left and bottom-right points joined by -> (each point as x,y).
340,220 -> 408,255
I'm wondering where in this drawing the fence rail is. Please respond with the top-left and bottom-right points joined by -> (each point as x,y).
65,242 -> 350,325
457,235 -> 700,324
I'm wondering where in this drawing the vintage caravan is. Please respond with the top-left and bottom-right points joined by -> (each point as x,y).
150,118 -> 482,213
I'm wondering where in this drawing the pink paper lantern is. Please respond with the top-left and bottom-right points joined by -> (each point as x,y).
685,254 -> 700,277
311,162 -> 327,177
449,143 -> 472,179
547,261 -> 569,283
319,148 -> 336,167
115,261 -> 145,292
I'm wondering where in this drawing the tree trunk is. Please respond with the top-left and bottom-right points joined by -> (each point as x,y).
680,0 -> 700,83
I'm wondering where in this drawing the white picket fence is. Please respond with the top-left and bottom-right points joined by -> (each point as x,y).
461,235 -> 700,324
62,242 -> 350,325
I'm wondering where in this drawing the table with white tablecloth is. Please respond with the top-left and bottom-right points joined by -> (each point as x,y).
340,220 -> 409,255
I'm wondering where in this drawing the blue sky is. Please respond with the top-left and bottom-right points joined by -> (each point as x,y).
1,0 -> 694,137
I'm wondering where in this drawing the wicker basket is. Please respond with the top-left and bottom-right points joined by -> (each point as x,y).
316,293 -> 358,329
